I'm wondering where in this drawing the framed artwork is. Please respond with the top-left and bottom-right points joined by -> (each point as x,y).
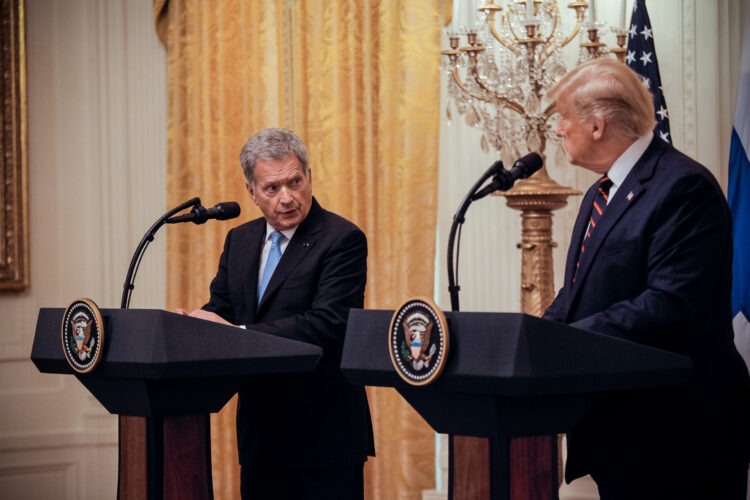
0,0 -> 29,291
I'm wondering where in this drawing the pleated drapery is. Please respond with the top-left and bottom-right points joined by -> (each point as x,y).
155,1 -> 442,498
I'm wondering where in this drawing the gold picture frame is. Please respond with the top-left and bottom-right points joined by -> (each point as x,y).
1,0 -> 29,291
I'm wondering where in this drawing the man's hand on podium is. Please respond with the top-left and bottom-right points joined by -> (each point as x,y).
175,308 -> 235,327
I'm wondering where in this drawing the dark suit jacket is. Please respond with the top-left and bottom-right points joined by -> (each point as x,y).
204,198 -> 374,469
544,137 -> 750,485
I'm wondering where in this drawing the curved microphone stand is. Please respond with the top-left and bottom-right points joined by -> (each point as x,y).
120,197 -> 201,309
447,161 -> 503,312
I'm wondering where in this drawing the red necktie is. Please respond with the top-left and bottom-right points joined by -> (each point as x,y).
573,176 -> 614,283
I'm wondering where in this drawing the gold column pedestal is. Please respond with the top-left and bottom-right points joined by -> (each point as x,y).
500,168 -> 580,317
499,167 -> 580,495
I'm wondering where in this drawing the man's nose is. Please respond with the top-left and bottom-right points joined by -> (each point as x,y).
278,186 -> 292,203
555,123 -> 564,137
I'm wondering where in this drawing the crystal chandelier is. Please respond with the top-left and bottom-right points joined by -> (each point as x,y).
441,0 -> 627,160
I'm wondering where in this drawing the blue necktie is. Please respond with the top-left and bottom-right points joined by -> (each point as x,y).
258,231 -> 283,304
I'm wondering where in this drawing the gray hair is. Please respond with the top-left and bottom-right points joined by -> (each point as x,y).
239,128 -> 309,186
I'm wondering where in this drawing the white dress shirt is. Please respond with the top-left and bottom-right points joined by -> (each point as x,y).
605,132 -> 653,204
257,223 -> 298,284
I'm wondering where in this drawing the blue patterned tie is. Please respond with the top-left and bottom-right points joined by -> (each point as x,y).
258,231 -> 283,304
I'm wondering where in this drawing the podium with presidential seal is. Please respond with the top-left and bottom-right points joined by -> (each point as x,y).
28,197 -> 297,499
341,298 -> 693,500
31,301 -> 323,500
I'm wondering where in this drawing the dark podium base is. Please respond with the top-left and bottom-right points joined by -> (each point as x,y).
118,415 -> 213,500
341,309 -> 692,500
451,435 -> 558,500
32,308 -> 324,500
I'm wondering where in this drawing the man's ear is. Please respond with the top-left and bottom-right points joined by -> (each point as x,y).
246,182 -> 257,205
592,118 -> 606,141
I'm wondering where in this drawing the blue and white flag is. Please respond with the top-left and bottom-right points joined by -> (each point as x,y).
729,8 -> 750,370
626,0 -> 671,143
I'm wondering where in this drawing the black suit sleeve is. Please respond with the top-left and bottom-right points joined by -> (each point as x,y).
203,228 -> 238,325
543,287 -> 567,322
249,228 -> 368,352
571,173 -> 732,346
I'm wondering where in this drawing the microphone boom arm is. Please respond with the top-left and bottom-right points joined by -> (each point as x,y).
447,161 -> 502,312
446,152 -> 543,312
120,197 -> 202,309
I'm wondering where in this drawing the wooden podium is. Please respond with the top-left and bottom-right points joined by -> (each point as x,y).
31,308 -> 323,500
341,309 -> 692,500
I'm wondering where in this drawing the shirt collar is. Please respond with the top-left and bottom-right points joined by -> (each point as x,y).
607,132 -> 653,188
264,223 -> 297,243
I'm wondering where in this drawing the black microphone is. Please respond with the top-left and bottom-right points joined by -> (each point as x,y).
472,152 -> 543,200
166,202 -> 241,224
508,151 -> 543,181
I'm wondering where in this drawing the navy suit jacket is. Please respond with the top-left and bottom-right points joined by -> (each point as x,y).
545,137 -> 750,484
204,198 -> 374,469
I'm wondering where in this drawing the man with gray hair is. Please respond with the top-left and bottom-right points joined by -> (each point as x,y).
543,59 -> 750,498
180,128 -> 374,499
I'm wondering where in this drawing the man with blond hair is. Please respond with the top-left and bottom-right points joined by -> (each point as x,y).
544,59 -> 750,499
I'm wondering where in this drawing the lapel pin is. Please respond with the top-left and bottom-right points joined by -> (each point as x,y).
627,191 -> 634,201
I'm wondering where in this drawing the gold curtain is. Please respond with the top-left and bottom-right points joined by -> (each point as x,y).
155,1 -> 441,498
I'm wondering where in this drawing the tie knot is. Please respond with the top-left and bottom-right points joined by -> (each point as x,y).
270,231 -> 283,246
600,176 -> 614,193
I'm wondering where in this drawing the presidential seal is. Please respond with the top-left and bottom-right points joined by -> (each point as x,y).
388,297 -> 449,386
61,298 -> 105,373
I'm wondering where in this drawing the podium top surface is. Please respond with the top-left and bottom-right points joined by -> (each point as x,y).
32,308 -> 322,379
341,309 -> 691,396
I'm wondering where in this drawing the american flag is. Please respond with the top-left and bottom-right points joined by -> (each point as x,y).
626,0 -> 671,143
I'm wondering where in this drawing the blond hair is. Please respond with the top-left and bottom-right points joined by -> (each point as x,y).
549,59 -> 656,139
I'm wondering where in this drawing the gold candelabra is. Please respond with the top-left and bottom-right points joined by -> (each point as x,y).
581,22 -> 629,62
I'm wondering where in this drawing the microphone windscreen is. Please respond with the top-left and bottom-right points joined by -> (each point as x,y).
215,202 -> 241,220
513,152 -> 543,178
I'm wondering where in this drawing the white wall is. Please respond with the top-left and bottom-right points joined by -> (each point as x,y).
0,0 -> 166,498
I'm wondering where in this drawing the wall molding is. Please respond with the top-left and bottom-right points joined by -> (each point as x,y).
0,429 -> 117,453
681,0 -> 697,157
0,430 -> 117,499
0,460 -> 76,477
